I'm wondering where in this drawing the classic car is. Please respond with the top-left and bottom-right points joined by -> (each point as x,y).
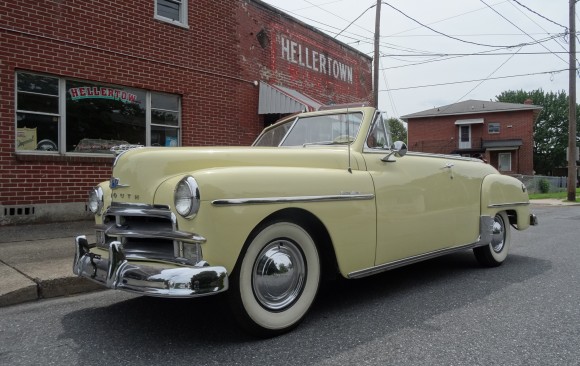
74,105 -> 538,337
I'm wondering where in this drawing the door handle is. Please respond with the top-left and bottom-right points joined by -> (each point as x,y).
443,162 -> 454,169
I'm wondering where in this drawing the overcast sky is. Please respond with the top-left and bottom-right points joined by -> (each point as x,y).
261,0 -> 575,119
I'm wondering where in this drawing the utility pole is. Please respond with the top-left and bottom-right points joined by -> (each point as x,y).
568,0 -> 577,201
373,0 -> 381,108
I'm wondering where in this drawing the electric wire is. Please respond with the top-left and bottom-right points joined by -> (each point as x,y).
380,69 -> 567,92
447,46 -> 523,110
382,1 -> 533,48
479,0 -> 568,65
510,0 -> 567,30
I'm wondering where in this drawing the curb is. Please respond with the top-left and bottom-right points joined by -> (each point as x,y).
0,271 -> 103,308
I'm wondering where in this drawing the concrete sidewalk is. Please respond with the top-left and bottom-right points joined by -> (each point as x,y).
0,220 -> 102,307
1,198 -> 579,308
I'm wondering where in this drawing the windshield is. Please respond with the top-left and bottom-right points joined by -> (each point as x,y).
254,112 -> 363,147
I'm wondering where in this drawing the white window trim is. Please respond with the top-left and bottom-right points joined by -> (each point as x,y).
498,152 -> 512,171
459,125 -> 471,149
154,0 -> 189,29
15,72 -> 182,156
488,122 -> 500,134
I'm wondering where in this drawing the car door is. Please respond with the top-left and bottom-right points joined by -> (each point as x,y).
362,120 -> 481,265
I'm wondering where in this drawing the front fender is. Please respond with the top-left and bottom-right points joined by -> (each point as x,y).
153,166 -> 377,276
481,174 -> 531,230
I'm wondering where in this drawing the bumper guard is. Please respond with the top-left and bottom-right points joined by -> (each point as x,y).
73,236 -> 228,297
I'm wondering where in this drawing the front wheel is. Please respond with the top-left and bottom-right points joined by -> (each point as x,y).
229,221 -> 320,337
473,211 -> 511,267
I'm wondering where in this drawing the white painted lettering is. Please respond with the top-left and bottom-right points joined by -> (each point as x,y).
312,50 -> 318,71
279,35 -> 354,84
281,37 -> 290,60
319,53 -> 326,74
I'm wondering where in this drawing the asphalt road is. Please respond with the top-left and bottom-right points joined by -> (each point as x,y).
1,205 -> 578,366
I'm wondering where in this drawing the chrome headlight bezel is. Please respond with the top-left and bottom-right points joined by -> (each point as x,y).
174,176 -> 201,219
88,186 -> 104,215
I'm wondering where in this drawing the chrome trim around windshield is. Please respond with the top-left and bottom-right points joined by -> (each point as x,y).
212,193 -> 375,206
488,202 -> 530,208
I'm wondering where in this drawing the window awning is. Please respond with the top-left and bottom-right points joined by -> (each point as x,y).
258,82 -> 322,114
454,118 -> 484,125
482,139 -> 523,151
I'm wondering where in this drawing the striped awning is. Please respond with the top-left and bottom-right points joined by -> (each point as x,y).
258,82 -> 322,114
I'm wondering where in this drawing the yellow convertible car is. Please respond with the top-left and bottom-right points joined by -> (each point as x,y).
74,106 -> 537,336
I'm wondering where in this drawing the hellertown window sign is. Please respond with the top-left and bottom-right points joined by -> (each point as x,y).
279,35 -> 353,84
69,86 -> 138,103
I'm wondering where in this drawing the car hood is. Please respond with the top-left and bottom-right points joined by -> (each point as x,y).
109,146 -> 358,204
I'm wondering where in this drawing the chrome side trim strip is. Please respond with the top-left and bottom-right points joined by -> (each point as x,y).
488,202 -> 530,208
212,194 -> 375,206
348,240 -> 483,279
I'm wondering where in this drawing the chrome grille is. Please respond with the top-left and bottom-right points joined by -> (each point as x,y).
96,203 -> 204,265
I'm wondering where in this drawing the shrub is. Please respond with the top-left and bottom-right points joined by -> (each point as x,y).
538,178 -> 551,194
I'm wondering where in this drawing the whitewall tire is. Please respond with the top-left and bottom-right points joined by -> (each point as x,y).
474,211 -> 511,267
229,221 -> 320,337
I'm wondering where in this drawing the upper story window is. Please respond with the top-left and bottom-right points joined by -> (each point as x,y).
16,72 -> 181,155
155,0 -> 188,28
488,122 -> 500,134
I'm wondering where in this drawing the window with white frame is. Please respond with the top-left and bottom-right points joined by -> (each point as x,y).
498,152 -> 512,171
488,122 -> 500,134
16,72 -> 181,154
155,0 -> 188,27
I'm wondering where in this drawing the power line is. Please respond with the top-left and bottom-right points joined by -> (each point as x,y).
450,46 -> 523,107
510,0 -> 567,30
334,3 -> 376,38
382,1 -> 537,48
479,0 -> 568,65
380,69 -> 567,91
380,34 -> 566,70
383,50 -> 574,57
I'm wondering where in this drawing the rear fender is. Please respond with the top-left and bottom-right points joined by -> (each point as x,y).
480,174 -> 531,231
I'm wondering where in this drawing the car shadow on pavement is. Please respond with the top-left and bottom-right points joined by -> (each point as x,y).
59,252 -> 551,365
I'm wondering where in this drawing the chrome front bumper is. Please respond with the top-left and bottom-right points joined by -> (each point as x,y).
73,236 -> 228,297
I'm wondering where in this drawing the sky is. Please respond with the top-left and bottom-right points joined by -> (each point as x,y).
261,0 -> 576,119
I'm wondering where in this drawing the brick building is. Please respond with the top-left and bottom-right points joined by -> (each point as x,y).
0,0 -> 372,225
401,99 -> 541,175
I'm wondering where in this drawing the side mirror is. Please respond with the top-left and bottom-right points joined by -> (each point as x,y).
381,141 -> 407,162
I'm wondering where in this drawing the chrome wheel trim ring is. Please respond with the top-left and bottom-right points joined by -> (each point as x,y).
491,214 -> 506,253
252,239 -> 306,311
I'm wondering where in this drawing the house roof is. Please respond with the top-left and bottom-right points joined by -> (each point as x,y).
401,99 -> 542,121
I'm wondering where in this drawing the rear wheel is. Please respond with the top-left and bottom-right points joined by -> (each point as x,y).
229,221 -> 320,337
474,211 -> 511,267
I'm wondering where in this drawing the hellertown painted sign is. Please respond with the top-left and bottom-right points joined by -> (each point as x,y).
279,35 -> 353,84
69,87 -> 138,103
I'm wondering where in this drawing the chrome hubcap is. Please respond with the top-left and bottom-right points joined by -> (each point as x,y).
252,239 -> 305,311
491,214 -> 506,253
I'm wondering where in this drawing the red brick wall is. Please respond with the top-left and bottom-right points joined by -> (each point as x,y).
238,1 -> 373,105
0,0 -> 372,217
407,110 -> 535,175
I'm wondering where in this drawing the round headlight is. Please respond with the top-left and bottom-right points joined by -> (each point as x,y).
174,176 -> 200,218
88,186 -> 104,215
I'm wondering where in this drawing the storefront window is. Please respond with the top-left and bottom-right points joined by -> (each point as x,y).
151,92 -> 180,146
66,80 -> 146,153
16,74 -> 60,151
15,72 -> 181,155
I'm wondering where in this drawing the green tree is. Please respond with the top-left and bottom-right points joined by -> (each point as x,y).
496,89 -> 579,175
387,117 -> 408,143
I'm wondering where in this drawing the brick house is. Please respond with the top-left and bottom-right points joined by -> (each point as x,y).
401,99 -> 542,175
0,0 -> 372,225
